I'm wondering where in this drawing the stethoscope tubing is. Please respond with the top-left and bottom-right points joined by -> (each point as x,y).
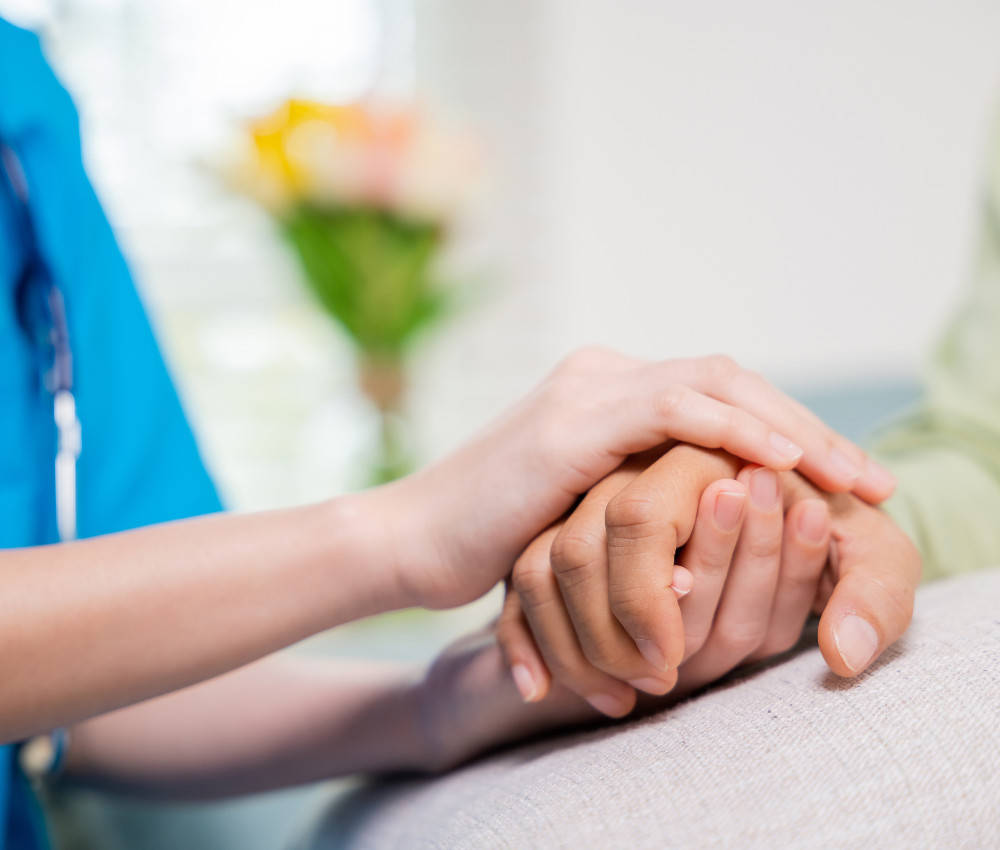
1,140 -> 80,542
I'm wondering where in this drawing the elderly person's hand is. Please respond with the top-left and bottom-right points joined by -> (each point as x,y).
496,445 -> 920,717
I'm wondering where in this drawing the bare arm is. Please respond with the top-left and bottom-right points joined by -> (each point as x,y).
63,643 -> 597,800
0,351 -> 889,745
62,655 -> 425,799
0,497 -> 403,744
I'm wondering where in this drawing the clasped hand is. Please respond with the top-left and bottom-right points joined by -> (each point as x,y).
497,444 -> 921,718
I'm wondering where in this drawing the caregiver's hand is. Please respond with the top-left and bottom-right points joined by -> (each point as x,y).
382,350 -> 893,613
0,349 -> 892,745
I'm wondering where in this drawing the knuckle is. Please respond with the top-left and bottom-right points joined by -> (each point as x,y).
756,629 -> 801,659
511,558 -> 552,603
582,634 -> 631,671
605,488 -> 663,534
699,354 -> 740,389
651,385 -> 688,421
715,622 -> 766,658
722,403 -> 744,435
550,527 -> 604,585
781,555 -> 826,589
547,654 -> 600,689
746,534 -> 782,561
557,345 -> 613,375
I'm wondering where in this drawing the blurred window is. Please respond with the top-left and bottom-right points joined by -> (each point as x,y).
0,0 -> 414,511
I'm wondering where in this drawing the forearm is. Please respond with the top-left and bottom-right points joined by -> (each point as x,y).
0,492 -> 406,743
62,655 -> 428,799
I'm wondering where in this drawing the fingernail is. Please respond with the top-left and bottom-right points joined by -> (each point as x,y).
749,468 -> 779,511
511,664 -> 538,702
714,490 -> 746,531
830,448 -> 862,483
769,431 -> 803,460
834,614 -> 879,673
864,458 -> 897,493
797,500 -> 828,545
636,638 -> 668,672
586,693 -> 628,717
627,677 -> 672,696
670,565 -> 693,597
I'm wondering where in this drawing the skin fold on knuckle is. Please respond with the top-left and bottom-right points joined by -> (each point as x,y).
780,563 -> 826,593
581,632 -> 638,675
623,449 -> 736,551
550,527 -> 606,591
605,489 -> 672,547
688,543 -> 735,578
547,656 -> 615,699
757,627 -> 805,659
744,530 -> 783,562
715,622 -> 767,660
511,563 -> 558,613
697,354 -> 741,394
650,385 -> 692,427
556,346 -> 614,377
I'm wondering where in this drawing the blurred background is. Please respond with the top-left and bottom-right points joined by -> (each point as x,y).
3,0 -> 1000,847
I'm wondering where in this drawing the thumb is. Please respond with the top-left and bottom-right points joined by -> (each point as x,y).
816,499 -> 922,676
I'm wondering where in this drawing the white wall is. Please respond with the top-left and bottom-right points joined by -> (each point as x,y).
415,0 -> 1000,448
10,0 -> 1000,498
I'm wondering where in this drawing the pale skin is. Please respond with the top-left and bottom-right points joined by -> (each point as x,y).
3,351 -> 897,793
498,444 -> 922,717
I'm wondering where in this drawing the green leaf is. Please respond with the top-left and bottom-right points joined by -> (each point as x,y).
282,207 -> 452,358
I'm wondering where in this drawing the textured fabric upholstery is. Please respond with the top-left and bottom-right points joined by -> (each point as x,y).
302,566 -> 1000,850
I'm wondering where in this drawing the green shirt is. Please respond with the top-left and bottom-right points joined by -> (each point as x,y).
873,126 -> 1000,580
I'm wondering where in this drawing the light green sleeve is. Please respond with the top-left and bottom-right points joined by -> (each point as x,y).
871,127 -> 1000,581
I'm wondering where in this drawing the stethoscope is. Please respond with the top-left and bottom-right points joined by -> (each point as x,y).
1,141 -> 81,543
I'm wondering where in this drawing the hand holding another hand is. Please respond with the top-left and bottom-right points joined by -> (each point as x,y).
383,350 -> 896,615
496,444 -> 920,718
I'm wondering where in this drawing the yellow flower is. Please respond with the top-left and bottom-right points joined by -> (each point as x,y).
232,98 -> 483,221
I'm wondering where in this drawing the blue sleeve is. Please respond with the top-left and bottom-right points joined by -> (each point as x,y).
0,18 -> 222,540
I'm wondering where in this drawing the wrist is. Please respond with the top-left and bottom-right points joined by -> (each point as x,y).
348,472 -> 458,611
312,487 -> 415,622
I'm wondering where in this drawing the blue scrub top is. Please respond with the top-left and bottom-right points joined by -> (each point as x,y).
0,18 -> 223,849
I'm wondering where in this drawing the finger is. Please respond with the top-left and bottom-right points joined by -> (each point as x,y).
512,527 -> 639,717
746,498 -> 830,662
550,464 -> 677,692
817,500 -> 921,677
605,446 -> 742,674
496,578 -> 552,703
779,469 -> 921,677
661,356 -> 897,503
674,465 -> 784,689
596,376 -> 807,474
675,479 -> 748,660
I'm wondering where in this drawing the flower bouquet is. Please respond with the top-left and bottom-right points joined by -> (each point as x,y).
231,99 -> 481,483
